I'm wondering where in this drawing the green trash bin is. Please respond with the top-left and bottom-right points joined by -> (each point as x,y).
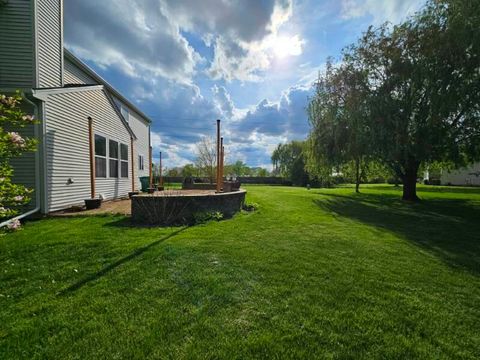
139,176 -> 150,192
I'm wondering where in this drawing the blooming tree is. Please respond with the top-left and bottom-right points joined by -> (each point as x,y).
0,92 -> 38,228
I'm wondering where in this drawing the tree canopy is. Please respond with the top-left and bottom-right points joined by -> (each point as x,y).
307,0 -> 480,200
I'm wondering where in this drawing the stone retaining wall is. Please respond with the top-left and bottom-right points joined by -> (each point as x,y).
131,190 -> 246,225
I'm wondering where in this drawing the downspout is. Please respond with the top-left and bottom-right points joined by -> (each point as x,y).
0,94 -> 42,227
130,136 -> 135,191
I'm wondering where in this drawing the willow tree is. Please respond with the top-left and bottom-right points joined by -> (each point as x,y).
309,0 -> 480,200
308,57 -> 372,193
351,0 -> 479,200
272,141 -> 309,186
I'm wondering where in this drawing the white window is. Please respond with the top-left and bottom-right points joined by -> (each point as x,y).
120,143 -> 129,178
109,140 -> 119,178
95,135 -> 107,178
138,155 -> 144,171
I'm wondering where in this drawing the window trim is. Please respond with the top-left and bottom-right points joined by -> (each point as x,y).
109,139 -> 119,178
94,134 -> 130,179
138,154 -> 145,171
120,143 -> 129,178
94,134 -> 107,178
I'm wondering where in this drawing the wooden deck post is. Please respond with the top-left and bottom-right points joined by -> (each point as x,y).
159,151 -> 163,186
220,137 -> 224,191
131,137 -> 135,191
216,119 -> 221,192
88,116 -> 95,198
149,145 -> 153,189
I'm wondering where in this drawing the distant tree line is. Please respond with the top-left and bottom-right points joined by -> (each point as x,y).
158,136 -> 272,183
273,0 -> 480,200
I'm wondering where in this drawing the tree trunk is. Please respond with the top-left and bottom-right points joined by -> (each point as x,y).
355,157 -> 360,193
402,161 -> 420,201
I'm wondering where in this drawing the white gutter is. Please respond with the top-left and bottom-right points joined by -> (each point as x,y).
0,94 -> 42,228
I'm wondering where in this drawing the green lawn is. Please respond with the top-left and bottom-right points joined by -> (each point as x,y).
1,184 -> 479,359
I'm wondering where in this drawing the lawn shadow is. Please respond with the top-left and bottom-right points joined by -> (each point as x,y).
365,184 -> 480,196
58,227 -> 187,295
314,192 -> 480,275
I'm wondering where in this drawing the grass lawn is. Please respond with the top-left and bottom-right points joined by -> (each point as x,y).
1,184 -> 479,359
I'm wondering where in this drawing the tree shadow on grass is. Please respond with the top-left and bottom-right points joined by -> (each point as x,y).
364,185 -> 480,196
314,192 -> 480,275
57,227 -> 187,295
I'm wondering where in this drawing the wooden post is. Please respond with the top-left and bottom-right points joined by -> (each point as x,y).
216,119 -> 221,192
149,146 -> 153,189
159,151 -> 163,186
130,137 -> 135,192
88,117 -> 95,199
220,137 -> 224,191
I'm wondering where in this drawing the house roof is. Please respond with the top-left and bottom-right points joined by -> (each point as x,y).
63,48 -> 152,125
31,84 -> 137,140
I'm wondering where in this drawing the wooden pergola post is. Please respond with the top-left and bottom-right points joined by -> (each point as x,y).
220,137 -> 224,191
130,137 -> 135,192
159,151 -> 163,186
216,119 -> 221,192
149,145 -> 153,189
88,117 -> 95,198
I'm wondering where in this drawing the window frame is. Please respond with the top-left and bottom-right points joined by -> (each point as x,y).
94,134 -> 107,178
120,143 -> 129,178
109,139 -> 119,178
138,154 -> 145,171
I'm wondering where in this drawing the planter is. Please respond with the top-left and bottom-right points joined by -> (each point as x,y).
157,186 -> 164,191
147,187 -> 156,194
128,191 -> 139,199
84,198 -> 102,210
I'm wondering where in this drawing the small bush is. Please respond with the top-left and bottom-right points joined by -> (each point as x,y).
192,211 -> 224,224
242,202 -> 259,212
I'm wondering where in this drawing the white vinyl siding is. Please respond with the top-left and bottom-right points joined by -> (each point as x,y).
44,88 -> 132,212
127,110 -> 151,189
440,163 -> 480,186
63,58 -> 97,85
0,0 -> 35,88
37,0 -> 63,88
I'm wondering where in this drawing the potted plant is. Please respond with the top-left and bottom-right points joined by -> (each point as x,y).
84,197 -> 102,210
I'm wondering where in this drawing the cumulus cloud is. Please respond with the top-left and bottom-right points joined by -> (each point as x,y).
212,85 -> 234,119
64,0 -> 199,83
340,0 -> 424,24
231,85 -> 313,140
65,0 -> 300,83
133,80 -> 312,168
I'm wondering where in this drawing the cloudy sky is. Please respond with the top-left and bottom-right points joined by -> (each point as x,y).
64,0 -> 425,169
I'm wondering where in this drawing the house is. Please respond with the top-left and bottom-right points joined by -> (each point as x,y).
0,0 -> 153,214
440,163 -> 480,186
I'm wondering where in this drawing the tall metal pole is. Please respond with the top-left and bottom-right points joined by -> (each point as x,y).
216,119 -> 221,192
88,117 -> 95,198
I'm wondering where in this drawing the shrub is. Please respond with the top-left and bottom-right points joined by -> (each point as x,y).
0,92 -> 38,227
192,211 -> 224,224
242,202 -> 259,212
